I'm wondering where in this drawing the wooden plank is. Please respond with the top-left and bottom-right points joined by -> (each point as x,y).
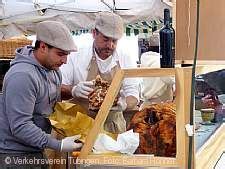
196,124 -> 225,168
79,69 -> 125,159
124,68 -> 175,77
79,155 -> 179,167
176,0 -> 195,62
175,67 -> 192,168
176,60 -> 225,65
172,0 -> 176,29
183,68 -> 194,169
174,68 -> 186,167
195,65 -> 225,75
176,0 -> 225,61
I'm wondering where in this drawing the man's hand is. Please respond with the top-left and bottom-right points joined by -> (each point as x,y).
71,81 -> 94,99
60,135 -> 83,152
201,94 -> 221,108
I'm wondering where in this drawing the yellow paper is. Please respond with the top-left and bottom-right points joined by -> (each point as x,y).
49,102 -> 118,144
49,102 -> 93,142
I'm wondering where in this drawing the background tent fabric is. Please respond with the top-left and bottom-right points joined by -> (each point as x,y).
0,0 -> 171,39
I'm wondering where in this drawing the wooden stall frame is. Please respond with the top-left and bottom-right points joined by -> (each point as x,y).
195,124 -> 225,169
77,67 -> 193,168
176,0 -> 225,63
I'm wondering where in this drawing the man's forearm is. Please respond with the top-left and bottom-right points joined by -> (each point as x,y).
61,84 -> 73,100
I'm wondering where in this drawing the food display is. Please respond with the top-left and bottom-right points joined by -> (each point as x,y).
127,102 -> 176,157
88,75 -> 118,110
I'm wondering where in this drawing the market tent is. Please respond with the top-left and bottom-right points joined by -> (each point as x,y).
0,0 -> 171,39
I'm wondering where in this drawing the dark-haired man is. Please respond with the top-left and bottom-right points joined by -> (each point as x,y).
0,21 -> 82,168
60,12 -> 140,133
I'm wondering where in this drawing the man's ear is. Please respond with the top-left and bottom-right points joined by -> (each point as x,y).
39,41 -> 48,52
92,29 -> 97,38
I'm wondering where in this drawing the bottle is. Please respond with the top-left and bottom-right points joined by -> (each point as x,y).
159,8 -> 175,68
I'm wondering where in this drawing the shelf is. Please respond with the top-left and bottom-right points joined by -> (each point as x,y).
0,58 -> 13,61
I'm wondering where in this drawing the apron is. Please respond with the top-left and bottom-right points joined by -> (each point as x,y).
70,46 -> 126,134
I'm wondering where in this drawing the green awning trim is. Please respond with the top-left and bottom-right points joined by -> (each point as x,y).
134,29 -> 139,35
143,29 -> 148,33
70,19 -> 164,36
126,27 -> 131,36
71,29 -> 90,36
125,19 -> 164,36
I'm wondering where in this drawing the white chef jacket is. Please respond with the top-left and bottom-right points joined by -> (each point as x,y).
60,41 -> 140,100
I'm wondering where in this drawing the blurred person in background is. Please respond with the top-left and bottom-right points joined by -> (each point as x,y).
140,32 -> 174,108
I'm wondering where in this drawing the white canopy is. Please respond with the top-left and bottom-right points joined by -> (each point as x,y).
0,0 -> 171,39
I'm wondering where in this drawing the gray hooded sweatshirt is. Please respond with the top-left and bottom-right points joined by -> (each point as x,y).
0,46 -> 61,153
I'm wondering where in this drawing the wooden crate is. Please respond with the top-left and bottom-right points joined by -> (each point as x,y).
77,67 -> 193,168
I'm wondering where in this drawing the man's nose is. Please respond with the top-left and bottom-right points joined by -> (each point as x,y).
106,40 -> 115,49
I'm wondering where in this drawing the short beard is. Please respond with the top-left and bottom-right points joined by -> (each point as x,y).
94,46 -> 113,60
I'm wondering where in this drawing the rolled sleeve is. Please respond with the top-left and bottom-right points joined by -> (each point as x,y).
122,78 -> 140,101
117,47 -> 140,101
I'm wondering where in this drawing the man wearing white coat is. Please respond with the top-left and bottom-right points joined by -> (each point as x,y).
60,11 -> 139,133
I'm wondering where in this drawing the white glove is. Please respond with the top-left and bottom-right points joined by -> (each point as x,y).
71,81 -> 94,99
60,135 -> 83,152
117,97 -> 127,111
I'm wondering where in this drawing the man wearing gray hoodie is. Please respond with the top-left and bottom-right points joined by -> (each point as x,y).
0,21 -> 82,168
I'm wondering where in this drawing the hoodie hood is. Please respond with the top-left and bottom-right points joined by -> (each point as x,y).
11,45 -> 61,106
11,45 -> 47,71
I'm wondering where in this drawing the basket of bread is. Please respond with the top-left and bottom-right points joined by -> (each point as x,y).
0,37 -> 32,58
